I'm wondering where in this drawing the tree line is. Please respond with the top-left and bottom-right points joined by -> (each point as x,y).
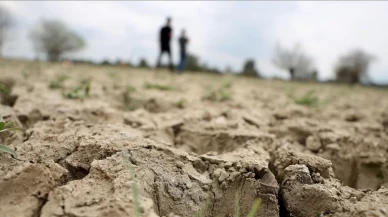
0,5 -> 377,84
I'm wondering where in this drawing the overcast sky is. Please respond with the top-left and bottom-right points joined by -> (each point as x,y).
1,1 -> 388,83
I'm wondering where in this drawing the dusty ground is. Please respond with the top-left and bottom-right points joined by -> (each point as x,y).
0,59 -> 388,217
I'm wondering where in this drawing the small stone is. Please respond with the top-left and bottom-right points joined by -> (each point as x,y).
224,162 -> 232,169
326,143 -> 340,151
228,171 -> 240,181
218,170 -> 229,182
220,181 -> 228,189
306,135 -> 321,151
186,181 -> 193,189
206,151 -> 218,156
228,166 -> 235,172
213,168 -> 223,177
175,161 -> 184,168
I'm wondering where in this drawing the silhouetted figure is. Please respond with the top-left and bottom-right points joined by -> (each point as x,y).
289,67 -> 295,80
177,29 -> 189,73
156,17 -> 173,71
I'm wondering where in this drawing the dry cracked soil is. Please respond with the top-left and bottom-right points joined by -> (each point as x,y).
0,59 -> 388,217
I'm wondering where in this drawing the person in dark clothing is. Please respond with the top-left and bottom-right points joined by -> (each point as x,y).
177,29 -> 189,73
156,17 -> 173,71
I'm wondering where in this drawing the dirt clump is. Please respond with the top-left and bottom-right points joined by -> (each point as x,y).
12,84 -> 122,128
268,116 -> 388,190
0,162 -> 68,217
273,145 -> 388,217
123,109 -> 183,146
174,109 -> 277,154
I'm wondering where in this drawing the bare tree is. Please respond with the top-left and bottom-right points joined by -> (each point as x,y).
272,43 -> 315,80
138,58 -> 150,68
335,49 -> 375,84
30,19 -> 85,61
0,6 -> 13,57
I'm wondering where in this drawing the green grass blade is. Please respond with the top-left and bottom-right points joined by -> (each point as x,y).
195,197 -> 209,217
4,121 -> 14,128
234,192 -> 240,217
123,151 -> 140,217
0,144 -> 16,157
246,198 -> 262,217
0,116 -> 5,130
0,127 -> 23,133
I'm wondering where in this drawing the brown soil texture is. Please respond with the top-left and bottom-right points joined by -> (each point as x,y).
1,60 -> 388,217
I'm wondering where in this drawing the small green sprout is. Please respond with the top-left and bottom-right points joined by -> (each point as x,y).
203,80 -> 233,102
0,116 -> 22,159
291,90 -> 319,107
62,79 -> 91,100
143,82 -> 175,91
49,74 -> 69,89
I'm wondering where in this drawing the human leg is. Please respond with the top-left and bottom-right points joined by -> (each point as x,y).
178,53 -> 186,73
167,49 -> 174,72
156,50 -> 163,68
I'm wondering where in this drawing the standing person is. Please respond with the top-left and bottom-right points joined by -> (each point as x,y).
177,29 -> 189,73
156,17 -> 173,71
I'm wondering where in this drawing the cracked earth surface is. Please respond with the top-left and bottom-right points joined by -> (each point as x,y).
1,60 -> 388,217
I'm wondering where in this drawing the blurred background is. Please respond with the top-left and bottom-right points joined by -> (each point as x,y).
1,1 -> 388,85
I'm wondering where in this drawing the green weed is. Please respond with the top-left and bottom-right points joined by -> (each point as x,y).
291,90 -> 319,107
143,82 -> 175,91
0,82 -> 11,96
62,79 -> 91,100
175,98 -> 187,109
107,71 -> 121,80
123,151 -> 141,217
0,116 -> 22,159
49,74 -> 69,89
22,70 -> 29,79
203,80 -> 233,102
123,85 -> 138,111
